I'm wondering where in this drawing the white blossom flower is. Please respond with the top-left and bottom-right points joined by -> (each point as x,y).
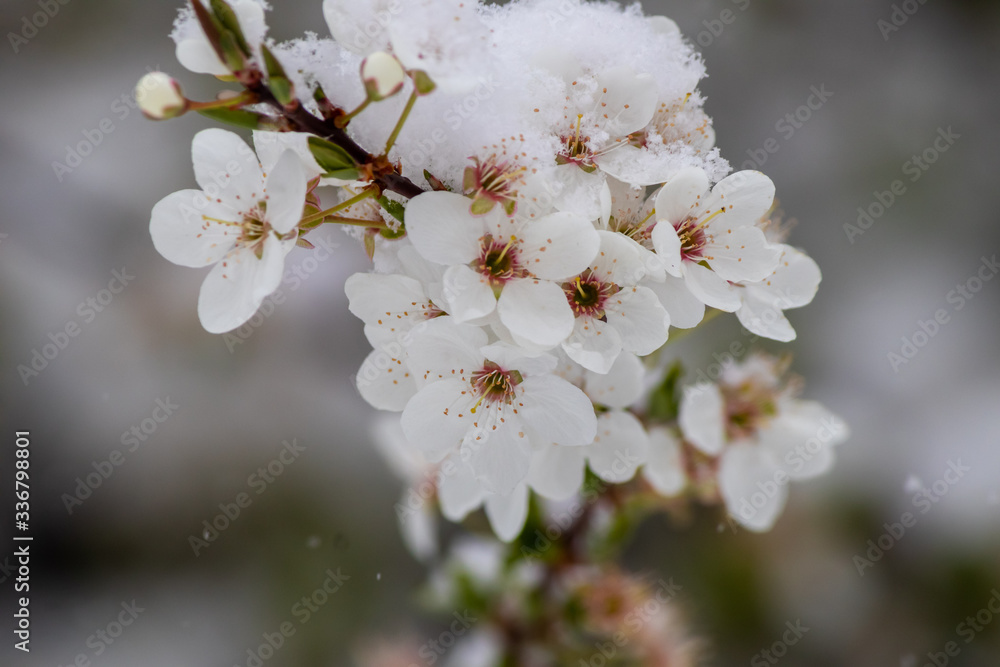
400,318 -> 597,495
651,167 -> 782,313
404,190 -> 600,349
150,129 -> 306,333
361,51 -> 406,100
676,356 -> 849,531
733,244 -> 822,342
561,231 -> 670,374
173,0 -> 268,76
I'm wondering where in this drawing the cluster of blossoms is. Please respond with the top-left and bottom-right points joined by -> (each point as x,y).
141,0 -> 848,662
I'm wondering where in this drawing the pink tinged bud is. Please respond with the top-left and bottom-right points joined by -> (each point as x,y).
361,52 -> 405,101
136,72 -> 187,120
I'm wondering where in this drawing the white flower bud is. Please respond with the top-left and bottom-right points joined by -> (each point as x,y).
361,52 -> 406,101
136,72 -> 187,120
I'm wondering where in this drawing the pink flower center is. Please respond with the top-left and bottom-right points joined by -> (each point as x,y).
674,217 -> 707,262
476,235 -> 525,286
564,271 -> 618,319
470,361 -> 522,409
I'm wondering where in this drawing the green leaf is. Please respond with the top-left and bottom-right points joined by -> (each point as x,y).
377,196 -> 406,224
321,168 -> 361,182
197,107 -> 267,129
647,359 -> 684,422
307,137 -> 357,172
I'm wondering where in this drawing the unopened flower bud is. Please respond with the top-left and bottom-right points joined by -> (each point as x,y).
136,72 -> 187,120
361,52 -> 406,101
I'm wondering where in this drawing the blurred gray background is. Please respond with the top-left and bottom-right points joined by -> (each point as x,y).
1,0 -> 999,665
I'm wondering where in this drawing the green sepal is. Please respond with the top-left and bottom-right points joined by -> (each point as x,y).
470,196 -> 494,216
307,137 -> 357,172
295,236 -> 315,249
197,107 -> 267,129
261,44 -> 294,105
210,0 -> 250,56
379,227 -> 406,240
412,70 -> 437,95
424,170 -> 450,192
218,29 -> 247,72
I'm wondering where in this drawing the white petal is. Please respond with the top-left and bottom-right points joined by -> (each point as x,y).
437,454 -> 486,521
755,245 -> 822,309
345,272 -> 430,345
595,144 -> 679,187
406,318 -> 487,384
719,443 -> 788,533
518,374 -> 597,447
192,129 -> 264,210
562,317 -> 623,375
644,427 -> 686,496
586,411 -> 649,483
442,264 -> 497,322
263,150 -> 308,234
150,190 -> 239,267
479,344 -> 557,377
176,38 -> 227,76
584,352 -> 645,409
356,348 -> 417,411
706,226 -> 780,283
701,170 -> 776,229
484,485 -> 529,542
462,415 -> 532,495
528,445 -> 585,501
603,285 -> 670,356
684,263 -> 740,312
653,167 -> 709,225
650,222 -> 683,278
399,491 -> 438,562
595,67 -> 658,138
253,131 -> 326,181
519,212 -> 600,281
736,292 -> 796,342
588,231 -> 644,286
679,383 -> 726,456
645,276 -> 705,329
401,379 -> 476,462
404,191 -> 486,266
757,400 -> 848,481
497,278 -> 575,348
197,239 -> 290,333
